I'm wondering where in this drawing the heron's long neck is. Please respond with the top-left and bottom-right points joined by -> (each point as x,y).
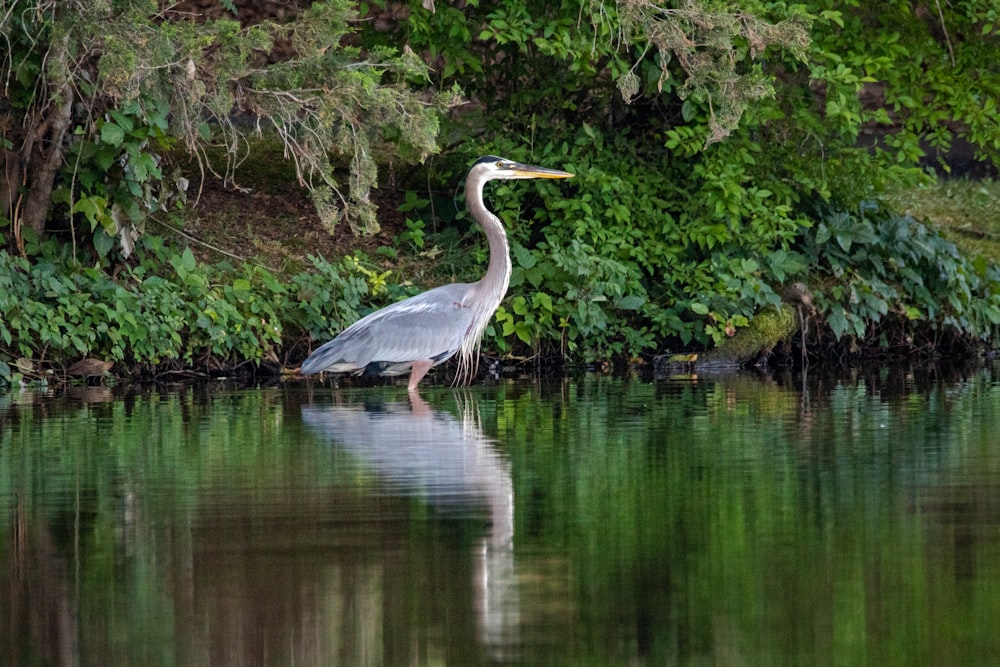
466,178 -> 511,307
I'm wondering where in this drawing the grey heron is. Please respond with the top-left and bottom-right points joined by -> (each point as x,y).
299,155 -> 574,390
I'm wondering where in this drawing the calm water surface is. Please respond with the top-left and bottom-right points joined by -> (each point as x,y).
2,367 -> 1000,665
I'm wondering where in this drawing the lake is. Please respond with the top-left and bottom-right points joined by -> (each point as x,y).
2,365 -> 999,665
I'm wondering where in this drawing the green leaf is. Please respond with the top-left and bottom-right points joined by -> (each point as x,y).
815,223 -> 830,245
681,99 -> 697,121
691,302 -> 710,315
514,322 -> 533,344
616,295 -> 645,310
512,242 -> 536,269
533,292 -> 553,312
828,305 -> 849,339
512,295 -> 528,316
820,10 -> 844,28
131,152 -> 162,180
100,122 -> 126,146
108,109 -> 136,132
95,145 -> 119,172
93,229 -> 114,257
181,247 -> 196,273
72,195 -> 108,230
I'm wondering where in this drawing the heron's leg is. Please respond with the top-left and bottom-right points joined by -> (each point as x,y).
407,359 -> 434,391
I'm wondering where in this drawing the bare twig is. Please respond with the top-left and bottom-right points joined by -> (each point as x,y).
934,0 -> 955,66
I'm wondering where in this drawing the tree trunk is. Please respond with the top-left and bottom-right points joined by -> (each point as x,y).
5,33 -> 76,251
17,90 -> 74,244
0,107 -> 24,230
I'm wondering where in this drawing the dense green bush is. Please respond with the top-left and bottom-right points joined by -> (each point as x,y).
800,204 -> 1000,351
404,136 -> 1000,365
0,238 -> 401,387
376,0 -> 1000,362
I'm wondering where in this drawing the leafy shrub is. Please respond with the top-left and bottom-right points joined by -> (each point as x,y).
364,0 -> 1000,362
0,238 -> 398,382
799,204 -> 1000,350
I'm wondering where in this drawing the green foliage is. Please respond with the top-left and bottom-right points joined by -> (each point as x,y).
806,0 -> 1000,172
5,0 -> 1000,378
801,203 -> 1000,346
0,238 -> 396,382
55,96 -> 182,260
383,0 -> 1000,361
1,0 -> 453,251
391,0 -> 811,140
613,0 -> 812,143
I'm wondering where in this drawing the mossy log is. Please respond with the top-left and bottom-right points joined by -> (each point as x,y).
654,283 -> 813,376
699,304 -> 801,366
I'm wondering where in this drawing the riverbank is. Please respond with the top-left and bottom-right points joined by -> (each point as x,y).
2,164 -> 1000,392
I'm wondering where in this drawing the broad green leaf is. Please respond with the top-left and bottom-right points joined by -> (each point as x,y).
828,305 -> 849,339
616,295 -> 645,310
815,223 -> 830,245
512,242 -> 536,269
100,121 -> 126,146
93,229 -> 114,257
181,247 -> 196,273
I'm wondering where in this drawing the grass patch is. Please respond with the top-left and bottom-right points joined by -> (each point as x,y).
884,178 -> 1000,260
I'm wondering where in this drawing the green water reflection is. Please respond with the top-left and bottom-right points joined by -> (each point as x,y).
2,367 -> 1000,665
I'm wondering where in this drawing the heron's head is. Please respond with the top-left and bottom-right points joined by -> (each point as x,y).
471,155 -> 574,181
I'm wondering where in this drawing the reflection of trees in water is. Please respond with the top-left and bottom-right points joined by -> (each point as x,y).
183,391 -> 519,665
920,480 -> 1000,581
167,391 -> 519,666
8,372 -> 1000,664
4,499 -> 81,667
0,390 -> 518,666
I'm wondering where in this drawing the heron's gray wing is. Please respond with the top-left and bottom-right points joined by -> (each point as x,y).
300,283 -> 476,374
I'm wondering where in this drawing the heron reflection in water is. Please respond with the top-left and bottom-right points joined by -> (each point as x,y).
299,156 -> 573,389
301,393 -> 518,656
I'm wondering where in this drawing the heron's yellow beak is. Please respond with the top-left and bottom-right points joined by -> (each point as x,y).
510,162 -> 574,179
